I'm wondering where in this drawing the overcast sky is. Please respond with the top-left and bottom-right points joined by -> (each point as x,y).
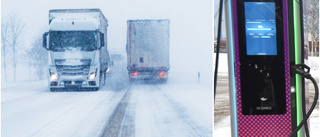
2,0 -> 214,48
2,0 -> 214,81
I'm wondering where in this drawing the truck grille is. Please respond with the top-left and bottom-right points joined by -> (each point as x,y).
56,65 -> 90,76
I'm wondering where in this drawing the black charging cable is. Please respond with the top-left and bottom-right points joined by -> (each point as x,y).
213,0 -> 224,101
290,64 -> 319,137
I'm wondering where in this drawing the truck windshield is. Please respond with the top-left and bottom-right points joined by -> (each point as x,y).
49,31 -> 97,52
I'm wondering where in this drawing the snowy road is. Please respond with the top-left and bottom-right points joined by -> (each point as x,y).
100,84 -> 211,137
1,81 -> 126,137
1,63 -> 212,137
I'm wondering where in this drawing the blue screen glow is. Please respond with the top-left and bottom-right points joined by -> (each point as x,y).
245,2 -> 277,55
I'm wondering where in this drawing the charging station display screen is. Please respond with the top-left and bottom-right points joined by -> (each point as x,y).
245,2 -> 277,55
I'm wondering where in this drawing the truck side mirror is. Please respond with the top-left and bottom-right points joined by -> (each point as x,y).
43,32 -> 49,50
100,32 -> 104,49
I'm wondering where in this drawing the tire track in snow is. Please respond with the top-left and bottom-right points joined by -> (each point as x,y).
99,83 -> 208,137
28,91 -> 119,137
131,84 -> 208,137
118,90 -> 135,137
152,85 -> 208,137
100,88 -> 135,137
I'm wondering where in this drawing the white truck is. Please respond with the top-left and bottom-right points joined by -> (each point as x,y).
42,9 -> 111,91
126,19 -> 170,82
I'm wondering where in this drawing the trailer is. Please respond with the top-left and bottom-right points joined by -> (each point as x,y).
126,19 -> 170,82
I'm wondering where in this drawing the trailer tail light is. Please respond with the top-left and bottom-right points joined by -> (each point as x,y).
158,71 -> 167,78
131,72 -> 138,76
159,71 -> 165,76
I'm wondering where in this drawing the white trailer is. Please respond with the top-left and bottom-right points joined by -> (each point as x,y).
43,9 -> 111,91
126,19 -> 170,82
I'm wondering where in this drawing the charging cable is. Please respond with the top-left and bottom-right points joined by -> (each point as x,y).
213,0 -> 224,101
290,64 -> 319,137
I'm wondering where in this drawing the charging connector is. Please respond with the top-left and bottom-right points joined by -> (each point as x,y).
291,64 -> 312,79
290,64 -> 319,137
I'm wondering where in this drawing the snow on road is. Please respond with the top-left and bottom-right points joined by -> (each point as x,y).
1,74 -> 212,137
130,83 -> 212,137
1,81 -> 126,137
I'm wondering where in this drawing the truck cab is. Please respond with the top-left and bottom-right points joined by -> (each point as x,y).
43,9 -> 110,91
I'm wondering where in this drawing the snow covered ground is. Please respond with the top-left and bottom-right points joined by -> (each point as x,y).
214,53 -> 320,136
2,80 -> 124,137
1,60 -> 213,137
1,82 -> 212,137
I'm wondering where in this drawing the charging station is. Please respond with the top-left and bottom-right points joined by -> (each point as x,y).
223,0 -> 316,136
288,0 -> 310,136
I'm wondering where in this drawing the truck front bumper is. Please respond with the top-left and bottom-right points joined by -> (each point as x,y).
49,75 -> 99,89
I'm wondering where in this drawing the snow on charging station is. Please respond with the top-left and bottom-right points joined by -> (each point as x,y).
224,0 -> 317,136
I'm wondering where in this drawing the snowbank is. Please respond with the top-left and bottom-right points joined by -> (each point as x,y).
308,57 -> 320,78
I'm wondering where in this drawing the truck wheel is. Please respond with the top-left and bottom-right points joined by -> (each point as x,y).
104,71 -> 107,85
50,88 -> 58,92
97,72 -> 102,89
129,79 -> 135,84
158,78 -> 168,84
102,71 -> 106,86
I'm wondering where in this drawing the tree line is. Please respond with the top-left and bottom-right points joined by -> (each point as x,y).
1,13 -> 47,82
306,0 -> 319,56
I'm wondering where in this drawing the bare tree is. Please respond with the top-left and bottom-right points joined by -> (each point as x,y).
1,17 -> 9,82
316,4 -> 319,57
7,13 -> 25,82
307,0 -> 319,56
27,34 -> 48,81
312,0 -> 319,56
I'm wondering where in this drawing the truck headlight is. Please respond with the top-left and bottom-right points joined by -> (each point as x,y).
106,67 -> 110,73
50,73 -> 58,81
89,72 -> 96,80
